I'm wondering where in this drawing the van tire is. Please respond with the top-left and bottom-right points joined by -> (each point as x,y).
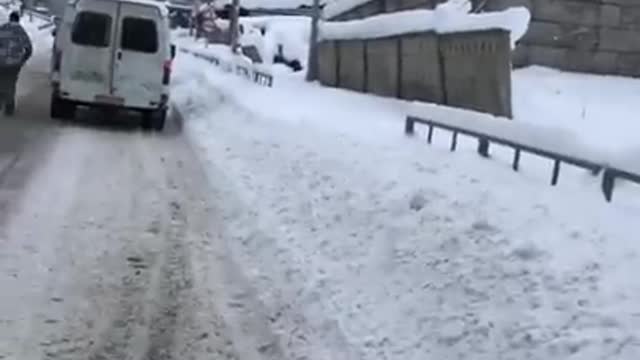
50,94 -> 75,120
4,100 -> 15,116
142,109 -> 166,132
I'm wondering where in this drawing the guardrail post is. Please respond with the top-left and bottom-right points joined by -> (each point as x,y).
602,169 -> 615,202
427,125 -> 434,144
404,117 -> 415,135
551,160 -> 561,186
450,131 -> 458,151
512,148 -> 521,171
478,139 -> 490,157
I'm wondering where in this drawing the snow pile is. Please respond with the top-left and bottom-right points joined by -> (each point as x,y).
172,52 -> 640,360
513,66 -> 640,156
513,66 -> 640,174
320,6 -> 531,47
174,15 -> 310,73
239,16 -> 310,67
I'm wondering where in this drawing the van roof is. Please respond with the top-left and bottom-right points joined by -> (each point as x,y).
75,0 -> 170,16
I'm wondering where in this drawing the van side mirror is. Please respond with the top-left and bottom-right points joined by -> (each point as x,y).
170,44 -> 176,59
51,29 -> 56,36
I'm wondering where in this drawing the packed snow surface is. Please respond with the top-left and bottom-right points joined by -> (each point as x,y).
172,44 -> 640,360
320,6 -> 531,46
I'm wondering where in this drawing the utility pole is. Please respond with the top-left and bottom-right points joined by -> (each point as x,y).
229,0 -> 240,54
305,0 -> 320,81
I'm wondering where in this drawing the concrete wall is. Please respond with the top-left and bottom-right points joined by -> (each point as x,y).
337,40 -> 366,92
317,30 -> 513,117
440,30 -> 512,117
318,41 -> 338,86
366,37 -> 399,97
400,32 -> 443,103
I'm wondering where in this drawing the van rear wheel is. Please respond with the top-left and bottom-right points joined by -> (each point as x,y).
141,109 -> 166,132
50,93 -> 75,120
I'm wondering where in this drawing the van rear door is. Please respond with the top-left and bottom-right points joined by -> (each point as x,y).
60,0 -> 116,104
112,2 -> 166,109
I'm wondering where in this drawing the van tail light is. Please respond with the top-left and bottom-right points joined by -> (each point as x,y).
162,59 -> 172,85
53,50 -> 62,72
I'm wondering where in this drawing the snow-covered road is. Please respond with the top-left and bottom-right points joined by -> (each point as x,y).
0,45 -> 281,360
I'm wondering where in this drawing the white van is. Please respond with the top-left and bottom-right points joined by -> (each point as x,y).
50,0 -> 175,131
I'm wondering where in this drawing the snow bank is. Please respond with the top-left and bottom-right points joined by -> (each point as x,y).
174,16 -> 310,73
320,6 -> 531,47
173,54 -> 640,360
239,16 -> 311,65
408,102 -> 604,165
175,35 -> 276,86
513,66 -> 640,171
410,95 -> 640,174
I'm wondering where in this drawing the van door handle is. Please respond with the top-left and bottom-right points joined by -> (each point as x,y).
117,51 -> 122,60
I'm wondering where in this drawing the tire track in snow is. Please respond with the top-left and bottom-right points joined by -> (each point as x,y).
142,200 -> 189,360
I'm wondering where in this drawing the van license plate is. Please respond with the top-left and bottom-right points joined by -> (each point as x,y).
95,95 -> 124,105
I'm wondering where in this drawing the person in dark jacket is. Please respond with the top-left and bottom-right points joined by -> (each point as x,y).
0,11 -> 33,115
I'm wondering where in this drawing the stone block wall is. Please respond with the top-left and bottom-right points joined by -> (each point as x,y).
484,0 -> 640,76
317,29 -> 513,118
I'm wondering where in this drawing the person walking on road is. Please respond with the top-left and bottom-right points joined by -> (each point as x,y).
0,11 -> 33,116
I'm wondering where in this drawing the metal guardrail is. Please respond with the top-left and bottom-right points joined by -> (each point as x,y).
405,115 -> 640,203
180,47 -> 273,87
27,8 -> 52,21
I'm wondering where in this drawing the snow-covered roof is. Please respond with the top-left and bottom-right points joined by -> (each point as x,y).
319,6 -> 531,47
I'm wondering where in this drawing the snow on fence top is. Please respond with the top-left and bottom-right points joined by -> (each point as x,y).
319,6 -> 531,47
322,0 -> 370,19
408,102 -> 606,168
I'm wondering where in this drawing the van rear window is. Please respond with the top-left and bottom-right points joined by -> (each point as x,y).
71,11 -> 112,47
120,18 -> 158,53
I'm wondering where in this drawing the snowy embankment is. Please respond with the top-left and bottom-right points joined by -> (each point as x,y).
173,41 -> 640,360
513,66 -> 640,166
